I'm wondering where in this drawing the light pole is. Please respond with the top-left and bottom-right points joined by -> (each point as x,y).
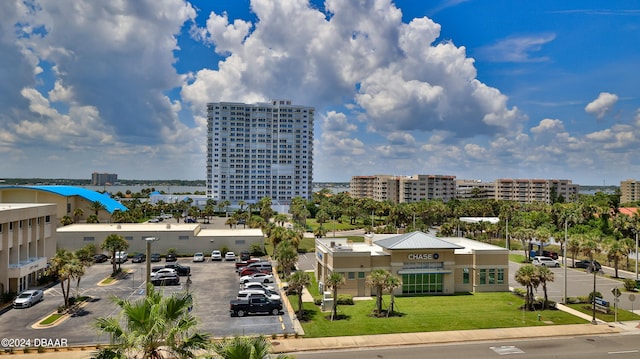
563,220 -> 568,304
591,261 -> 598,325
145,237 -> 158,296
635,231 -> 638,281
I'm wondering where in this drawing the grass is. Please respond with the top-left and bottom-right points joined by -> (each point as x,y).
565,303 -> 640,322
39,313 -> 63,326
100,277 -> 115,285
295,292 -> 588,338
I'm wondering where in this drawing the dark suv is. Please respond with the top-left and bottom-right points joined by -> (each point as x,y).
165,253 -> 177,262
151,273 -> 180,286
132,253 -> 146,263
575,259 -> 601,271
164,263 -> 191,276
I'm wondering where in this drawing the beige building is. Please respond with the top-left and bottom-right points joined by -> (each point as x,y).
494,179 -> 578,203
56,223 -> 264,256
315,231 -> 508,297
0,203 -> 57,294
350,174 -> 456,204
620,179 -> 640,204
456,179 -> 496,200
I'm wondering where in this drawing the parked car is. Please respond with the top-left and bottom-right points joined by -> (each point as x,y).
150,268 -> 177,279
239,267 -> 270,277
193,252 -> 205,262
237,289 -> 281,301
13,289 -> 44,308
131,253 -> 146,263
165,263 -> 191,276
240,251 -> 251,261
93,254 -> 109,263
211,250 -> 222,261
235,258 -> 262,271
242,282 -> 276,292
239,273 -> 275,284
112,251 -> 128,264
229,294 -> 282,317
184,218 -> 196,223
148,218 -> 160,223
244,261 -> 272,273
165,253 -> 177,262
530,250 -> 559,260
150,253 -> 162,262
532,256 -> 560,267
575,259 -> 602,271
151,273 -> 180,286
225,251 -> 236,261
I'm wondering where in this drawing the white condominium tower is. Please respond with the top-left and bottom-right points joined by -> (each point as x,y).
206,100 -> 314,205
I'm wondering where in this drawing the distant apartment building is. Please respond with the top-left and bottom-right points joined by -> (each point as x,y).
350,174 -> 456,203
206,100 -> 314,205
620,179 -> 640,203
456,180 -> 496,200
494,179 -> 578,203
91,172 -> 118,186
0,203 -> 57,294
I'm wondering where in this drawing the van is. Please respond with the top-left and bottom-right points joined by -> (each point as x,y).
246,262 -> 272,273
113,251 -> 128,264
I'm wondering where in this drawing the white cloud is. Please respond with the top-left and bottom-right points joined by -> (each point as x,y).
477,33 -> 556,62
585,92 -> 618,119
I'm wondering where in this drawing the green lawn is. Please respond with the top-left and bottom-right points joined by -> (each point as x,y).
565,303 -> 640,322
294,292 -> 588,338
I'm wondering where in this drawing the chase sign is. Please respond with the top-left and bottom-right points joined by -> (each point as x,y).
408,253 -> 439,260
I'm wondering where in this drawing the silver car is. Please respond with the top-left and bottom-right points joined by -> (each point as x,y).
13,289 -> 44,308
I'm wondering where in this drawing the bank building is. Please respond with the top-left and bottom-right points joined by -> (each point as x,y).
315,231 -> 509,296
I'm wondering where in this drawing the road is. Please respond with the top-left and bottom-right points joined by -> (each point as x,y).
292,333 -> 640,359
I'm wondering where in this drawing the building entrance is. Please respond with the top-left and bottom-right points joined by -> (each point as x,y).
401,273 -> 443,294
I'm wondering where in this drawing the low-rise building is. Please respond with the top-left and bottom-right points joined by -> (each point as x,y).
315,231 -> 508,297
0,203 -> 57,294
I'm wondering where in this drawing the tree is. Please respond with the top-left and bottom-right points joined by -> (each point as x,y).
73,245 -> 96,298
73,207 -> 84,222
94,288 -> 209,359
514,264 -> 539,311
101,234 -> 129,276
273,241 -> 298,278
88,200 -> 106,218
536,265 -> 555,309
288,271 -> 310,319
60,215 -> 73,226
47,249 -> 75,308
366,269 -> 388,315
383,273 -> 402,317
325,272 -> 345,321
212,336 -> 293,359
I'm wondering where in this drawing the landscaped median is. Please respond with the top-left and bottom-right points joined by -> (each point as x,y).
292,292 -> 614,338
32,296 -> 93,329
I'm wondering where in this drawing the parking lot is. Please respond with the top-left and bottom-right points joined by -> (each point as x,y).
0,256 -> 295,347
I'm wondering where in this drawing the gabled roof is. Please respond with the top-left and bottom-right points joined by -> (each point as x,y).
375,231 -> 464,250
0,185 -> 127,214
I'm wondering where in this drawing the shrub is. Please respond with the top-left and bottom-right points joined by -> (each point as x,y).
249,243 -> 265,256
314,297 -> 322,306
512,288 -> 526,297
337,295 -> 353,305
623,278 -> 637,291
588,291 -> 602,303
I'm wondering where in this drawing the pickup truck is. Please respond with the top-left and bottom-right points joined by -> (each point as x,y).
164,263 -> 191,276
229,294 -> 282,317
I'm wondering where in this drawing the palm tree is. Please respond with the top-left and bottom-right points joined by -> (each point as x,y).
536,265 -> 555,309
212,336 -> 293,359
73,207 -> 84,222
88,200 -> 106,218
605,238 -> 627,278
288,271 -> 311,319
326,272 -> 345,321
94,288 -> 209,359
101,234 -> 129,276
73,245 -> 95,298
366,269 -> 388,315
60,215 -> 73,226
514,264 -> 539,311
384,274 -> 402,317
273,241 -> 298,277
47,249 -> 75,308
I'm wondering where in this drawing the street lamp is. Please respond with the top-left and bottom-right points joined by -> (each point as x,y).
563,220 -> 568,304
145,237 -> 159,296
591,261 -> 598,325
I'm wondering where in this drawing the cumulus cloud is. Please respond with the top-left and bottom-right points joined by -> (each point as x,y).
585,92 -> 618,119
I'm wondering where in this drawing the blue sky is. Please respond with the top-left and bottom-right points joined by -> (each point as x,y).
2,1 -> 640,185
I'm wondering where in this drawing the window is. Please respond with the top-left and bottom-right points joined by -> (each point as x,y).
179,236 -> 189,241
235,239 -> 246,245
497,269 -> 505,284
348,272 -> 355,280
45,216 -> 50,223
358,272 -> 365,279
125,236 -> 133,241
479,269 -> 487,285
462,268 -> 470,284
83,237 -> 95,241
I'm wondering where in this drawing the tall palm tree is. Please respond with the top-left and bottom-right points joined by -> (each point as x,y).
366,269 -> 388,315
47,249 -> 75,308
326,272 -> 345,321
288,271 -> 310,319
514,264 -> 539,311
73,207 -> 84,222
536,265 -> 555,309
273,241 -> 298,277
384,274 -> 402,317
88,200 -> 106,218
605,238 -> 627,278
94,288 -> 209,359
101,234 -> 129,276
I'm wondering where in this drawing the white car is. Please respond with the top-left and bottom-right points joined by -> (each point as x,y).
193,252 -> 205,262
237,289 -> 281,301
225,251 -> 236,261
239,273 -> 275,284
242,282 -> 276,291
13,289 -> 44,308
211,250 -> 222,261
150,268 -> 176,278
532,256 -> 560,267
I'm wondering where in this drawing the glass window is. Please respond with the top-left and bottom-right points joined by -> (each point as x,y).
488,269 -> 495,284
348,272 -> 355,280
83,237 -> 95,241
479,269 -> 487,285
463,268 -> 470,284
358,272 -> 365,279
497,269 -> 505,284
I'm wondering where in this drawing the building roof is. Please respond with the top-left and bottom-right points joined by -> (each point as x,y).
0,185 -> 127,213
374,231 -> 464,250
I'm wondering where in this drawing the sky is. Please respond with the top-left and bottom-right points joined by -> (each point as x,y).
1,0 -> 640,186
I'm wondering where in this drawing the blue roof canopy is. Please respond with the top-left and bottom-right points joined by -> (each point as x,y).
0,185 -> 127,213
